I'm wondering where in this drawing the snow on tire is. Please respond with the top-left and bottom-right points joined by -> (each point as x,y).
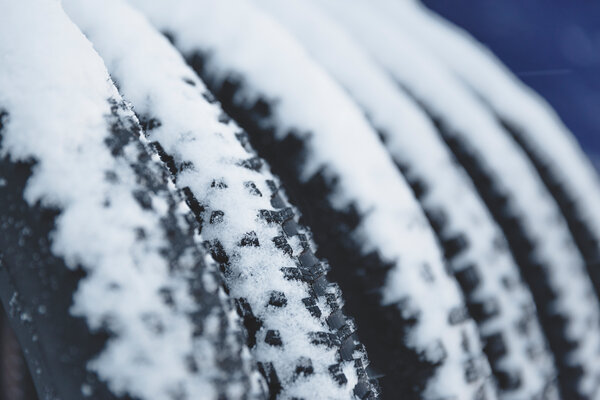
313,2 -> 600,398
62,1 -> 377,399
126,1 -> 497,399
0,2 -> 260,399
251,2 -> 559,398
374,0 -> 600,305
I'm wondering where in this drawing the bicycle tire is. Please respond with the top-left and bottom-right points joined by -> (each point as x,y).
0,2 -> 259,399
62,1 -> 377,398
252,2 -> 559,398
314,2 -> 600,397
127,1 -> 497,399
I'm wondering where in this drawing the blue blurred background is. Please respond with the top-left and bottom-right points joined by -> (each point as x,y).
423,1 -> 600,170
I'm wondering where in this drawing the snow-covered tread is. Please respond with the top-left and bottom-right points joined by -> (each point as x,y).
62,1 -> 376,399
374,0 -> 600,303
127,1 -> 496,399
0,2 -> 259,399
313,2 -> 600,398
501,120 -> 600,303
252,2 -> 559,398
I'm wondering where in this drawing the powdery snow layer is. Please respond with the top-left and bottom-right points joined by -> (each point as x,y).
127,1 -> 496,399
0,1 -> 258,399
62,0 -> 375,398
376,0 -> 600,307
312,0 -> 600,398
252,1 -> 558,399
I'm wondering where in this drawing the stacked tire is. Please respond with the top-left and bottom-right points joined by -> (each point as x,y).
1,1 -> 600,400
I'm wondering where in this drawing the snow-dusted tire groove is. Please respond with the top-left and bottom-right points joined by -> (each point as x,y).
202,68 -> 491,400
373,0 -> 600,306
501,120 -> 600,304
126,2 -> 496,399
434,120 -> 597,400
314,2 -> 600,398
152,121 -> 375,400
0,2 -> 258,399
252,2 -> 558,398
0,137 -> 115,399
396,149 -> 559,400
63,1 -> 376,398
